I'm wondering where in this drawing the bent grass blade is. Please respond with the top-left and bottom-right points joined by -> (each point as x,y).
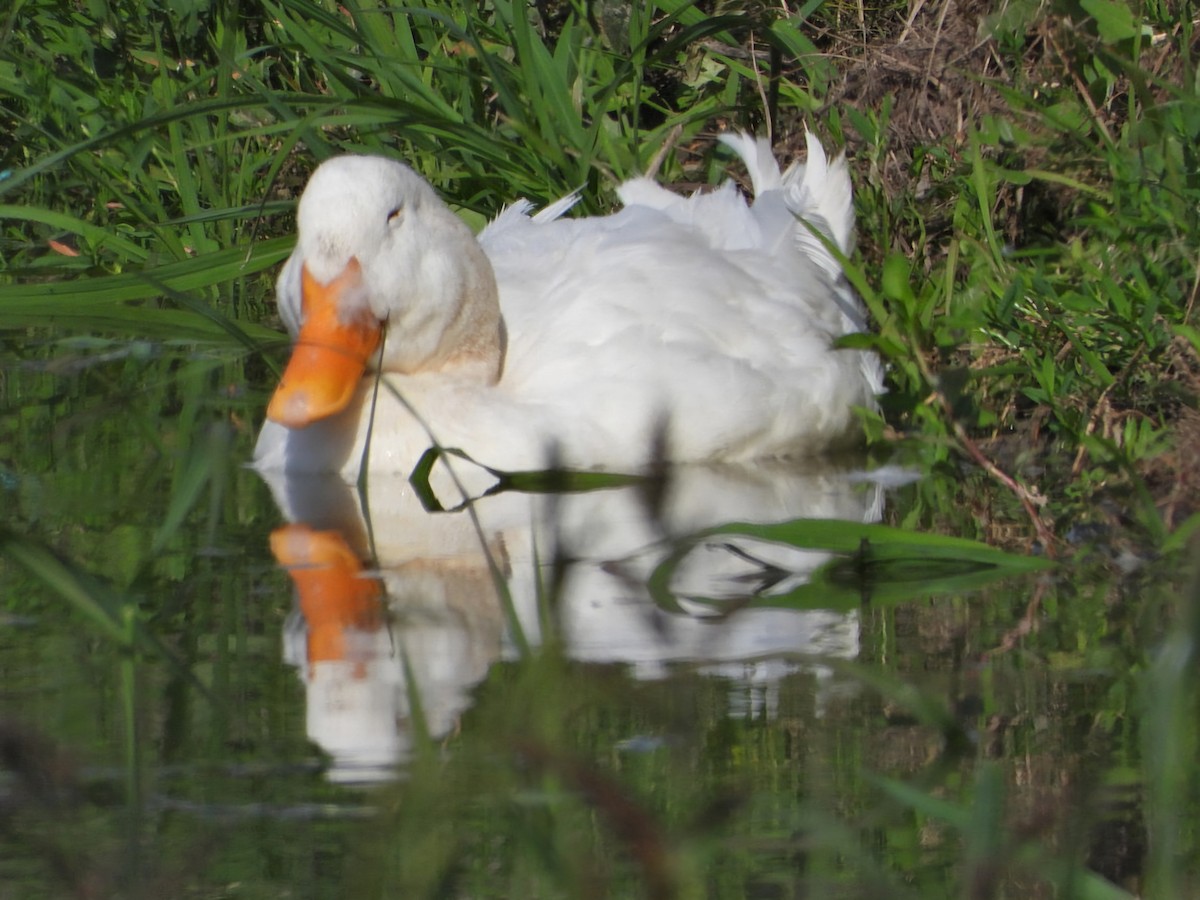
648,518 -> 1055,613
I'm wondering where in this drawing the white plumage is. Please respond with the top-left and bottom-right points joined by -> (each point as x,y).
254,132 -> 882,477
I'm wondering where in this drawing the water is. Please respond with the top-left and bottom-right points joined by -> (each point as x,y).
0,337 -> 1191,898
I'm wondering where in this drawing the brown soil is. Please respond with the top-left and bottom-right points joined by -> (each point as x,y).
815,0 -> 1196,199
824,0 -> 1012,185
793,0 -> 1200,545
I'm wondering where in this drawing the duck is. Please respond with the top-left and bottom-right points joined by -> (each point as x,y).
253,132 -> 883,479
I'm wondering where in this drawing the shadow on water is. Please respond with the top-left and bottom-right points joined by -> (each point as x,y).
1,338 -> 1196,898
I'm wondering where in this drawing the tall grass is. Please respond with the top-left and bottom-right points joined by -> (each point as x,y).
3,0 -> 1196,548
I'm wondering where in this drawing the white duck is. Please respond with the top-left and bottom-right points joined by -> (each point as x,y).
253,133 -> 883,478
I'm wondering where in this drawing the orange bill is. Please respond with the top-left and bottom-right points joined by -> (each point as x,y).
267,257 -> 382,428
270,524 -> 383,667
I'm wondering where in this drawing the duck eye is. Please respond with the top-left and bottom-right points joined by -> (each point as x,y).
386,204 -> 404,225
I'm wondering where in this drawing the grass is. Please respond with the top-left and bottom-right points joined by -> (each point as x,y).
1,0 -> 1198,896
2,0 -> 1196,551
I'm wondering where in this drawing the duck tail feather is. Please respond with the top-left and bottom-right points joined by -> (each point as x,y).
718,131 -> 782,195
486,199 -> 535,233
533,190 -> 583,223
617,177 -> 682,211
785,131 -> 856,277
481,191 -> 580,243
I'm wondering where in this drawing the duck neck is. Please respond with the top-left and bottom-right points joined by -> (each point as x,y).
426,239 -> 505,384
380,224 -> 505,385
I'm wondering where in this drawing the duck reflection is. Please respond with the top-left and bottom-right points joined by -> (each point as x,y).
259,460 -> 883,783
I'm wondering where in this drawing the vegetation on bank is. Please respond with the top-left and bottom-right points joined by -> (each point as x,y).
1,0 -> 1197,552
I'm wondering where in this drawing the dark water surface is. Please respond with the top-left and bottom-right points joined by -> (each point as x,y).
1,338 -> 1192,898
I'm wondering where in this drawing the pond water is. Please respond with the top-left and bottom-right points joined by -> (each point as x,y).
0,337 -> 1192,898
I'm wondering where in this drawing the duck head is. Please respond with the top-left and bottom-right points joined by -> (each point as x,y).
268,156 -> 504,429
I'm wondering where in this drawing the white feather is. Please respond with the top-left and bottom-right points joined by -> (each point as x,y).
255,135 -> 883,478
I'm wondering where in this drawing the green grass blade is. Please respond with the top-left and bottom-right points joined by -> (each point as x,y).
0,527 -> 133,646
0,204 -> 150,261
0,237 -> 291,305
689,519 -> 1054,568
150,424 -> 227,557
648,519 -> 1054,612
